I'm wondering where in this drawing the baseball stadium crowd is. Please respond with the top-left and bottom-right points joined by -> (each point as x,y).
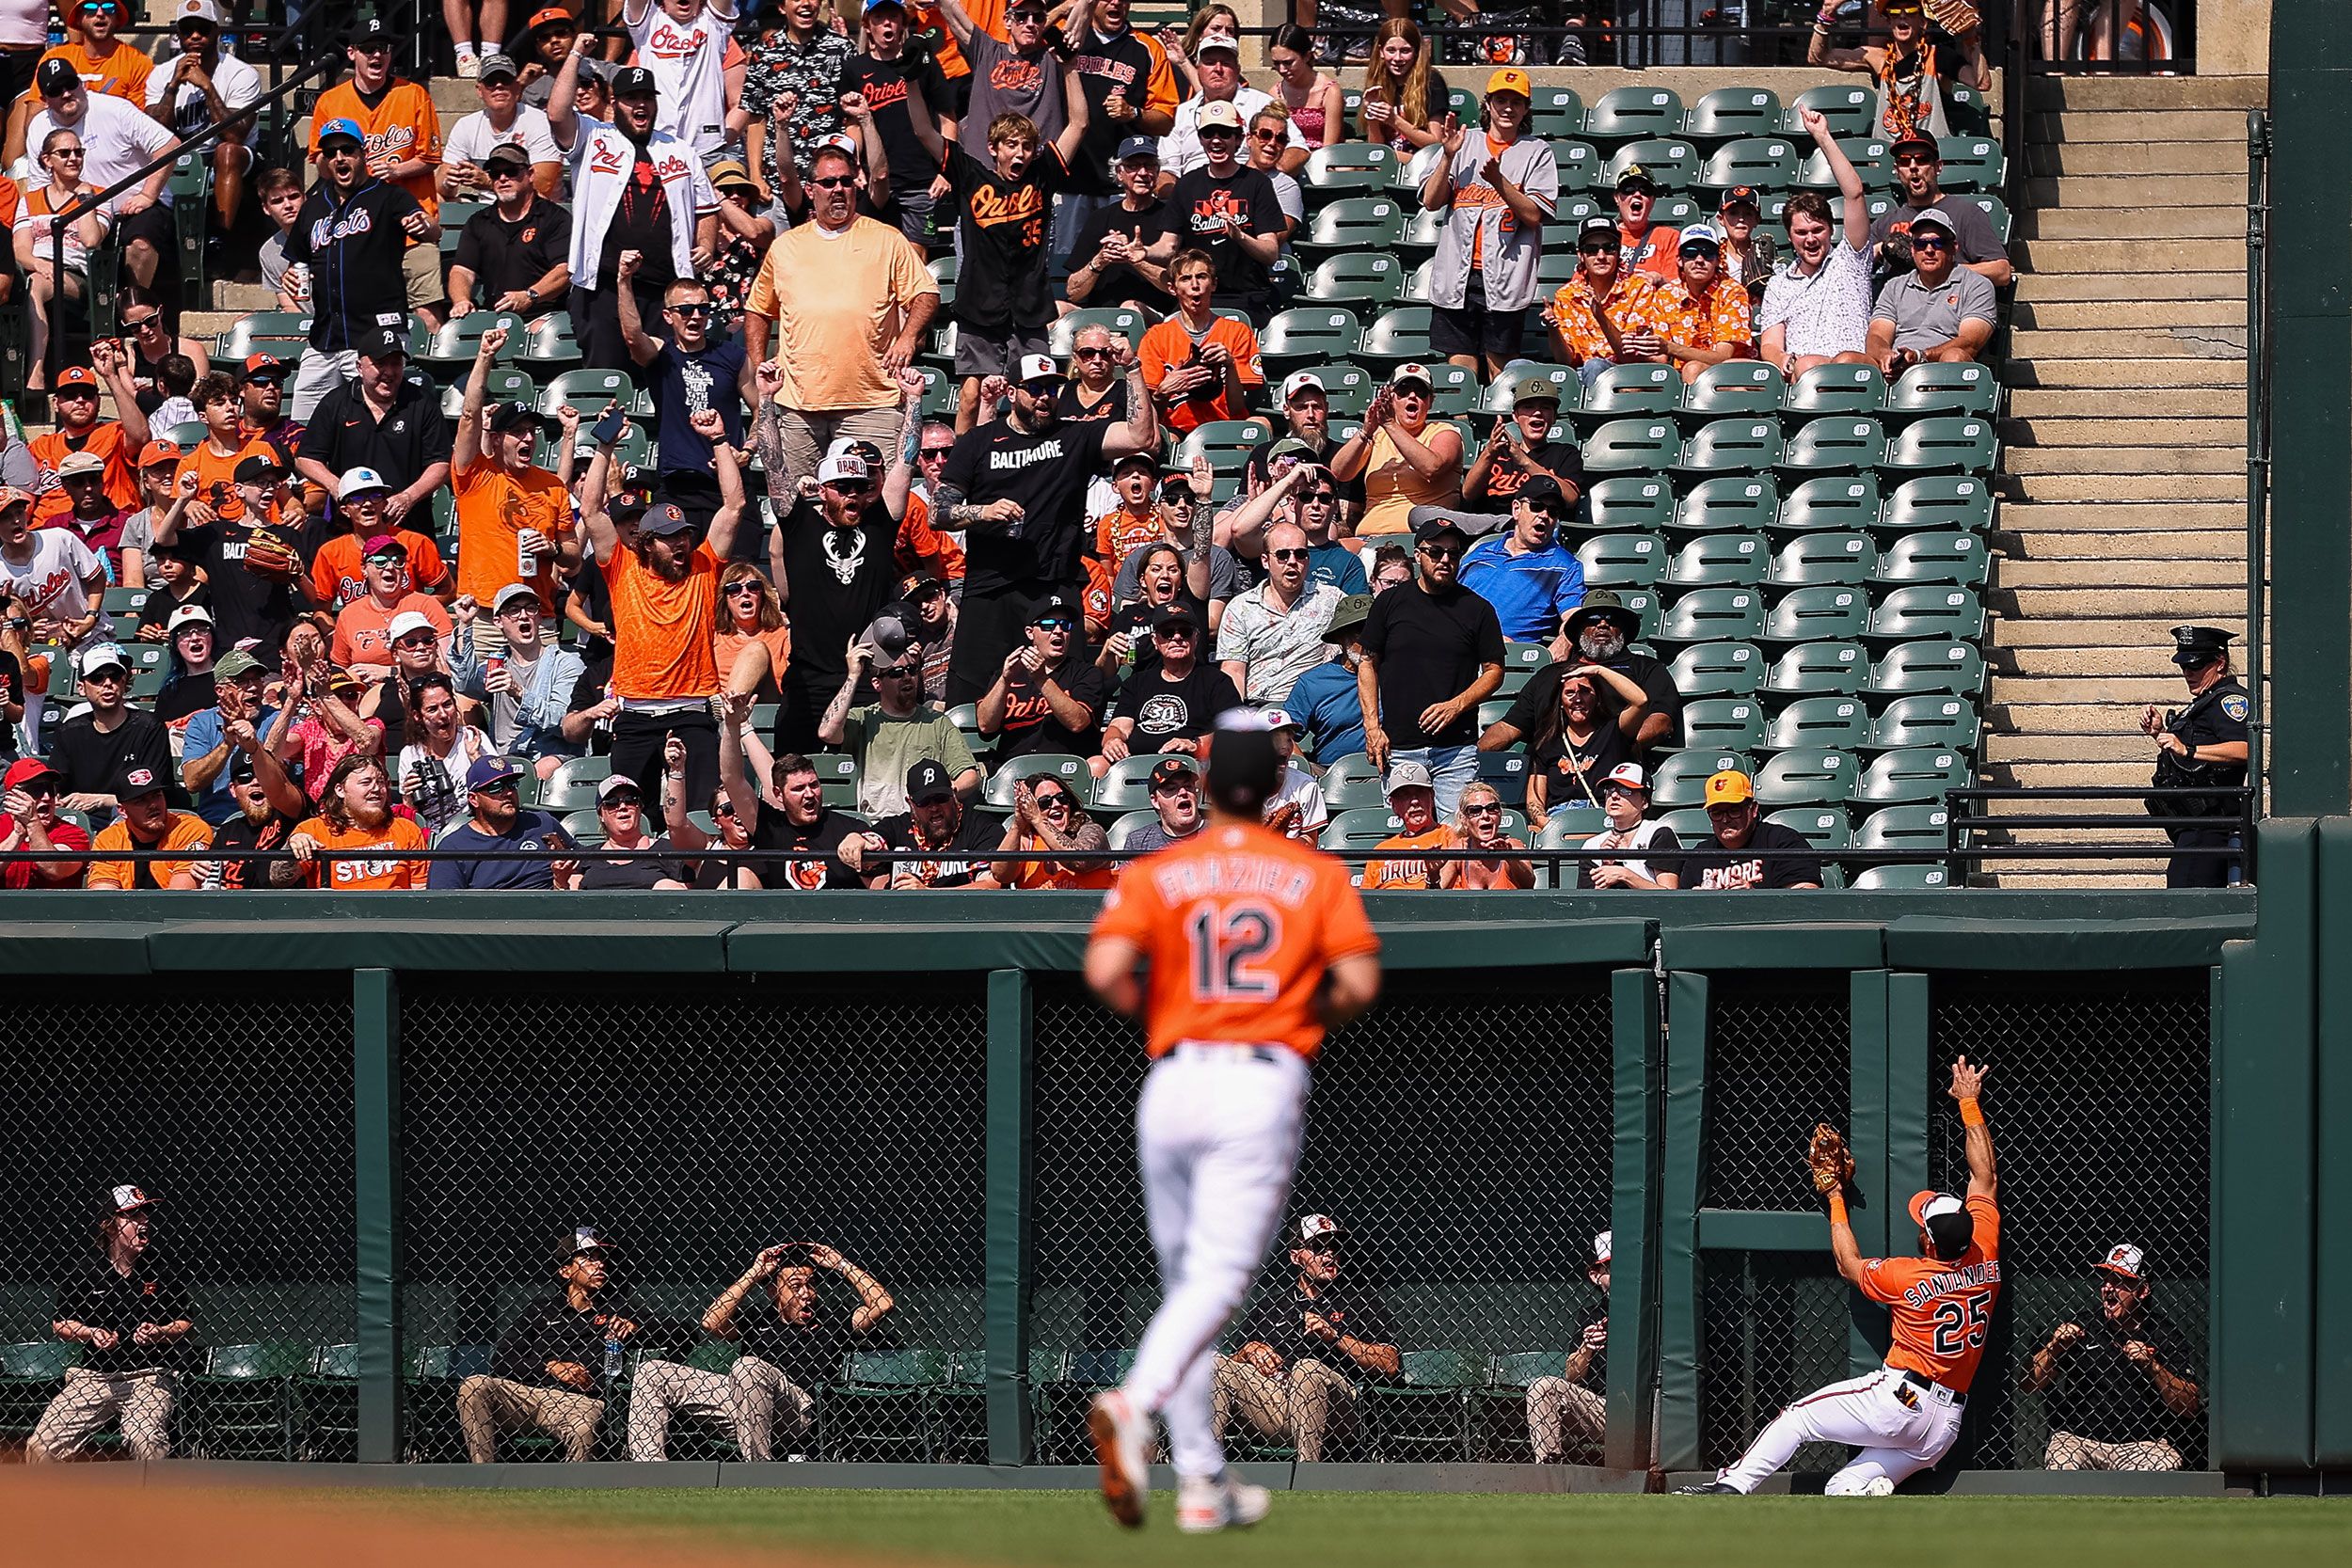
0,1 -> 2244,890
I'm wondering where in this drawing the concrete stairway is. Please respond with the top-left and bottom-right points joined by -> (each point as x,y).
1980,73 -> 2262,887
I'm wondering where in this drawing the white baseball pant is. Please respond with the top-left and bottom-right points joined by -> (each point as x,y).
1119,1043 -> 1311,1481
1715,1366 -> 1963,1495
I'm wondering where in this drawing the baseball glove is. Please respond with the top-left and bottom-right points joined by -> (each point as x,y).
242,530 -> 303,584
1928,0 -> 1982,39
1806,1122 -> 1856,1200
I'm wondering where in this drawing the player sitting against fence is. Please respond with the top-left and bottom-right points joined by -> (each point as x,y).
1683,1056 -> 1999,1496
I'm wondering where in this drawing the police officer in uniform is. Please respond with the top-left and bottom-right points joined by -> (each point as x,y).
2140,625 -> 2249,888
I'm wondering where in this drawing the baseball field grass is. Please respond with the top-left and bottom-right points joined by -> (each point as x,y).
380,1487 -> 2347,1567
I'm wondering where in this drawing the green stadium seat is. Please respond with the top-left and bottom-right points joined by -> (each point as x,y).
1259,307 -> 1363,375
1392,143 -> 1447,198
1580,363 -> 1681,422
295,1343 -> 361,1461
1360,1349 -> 1485,1461
1669,640 -> 1764,699
1105,809 -> 1161,850
1659,586 -> 1764,646
1395,204 -> 1449,263
926,252 -> 957,304
1476,697 -> 1515,732
1650,194 -> 1703,226
561,808 -> 605,845
1870,694 -> 1982,752
1536,814 -> 1603,851
1775,475 -> 1883,536
1764,694 -> 1871,752
1755,748 -> 1858,807
1546,137 -> 1600,194
1294,196 -> 1408,265
1585,86 -> 1685,145
1579,418 -> 1680,474
1871,530 -> 1989,588
103,585 -> 150,614
1356,304 -> 1435,371
417,311 -> 526,372
0,1341 -> 77,1447
1087,757 -> 1162,813
1880,416 -> 1998,476
1652,750 -> 1750,808
825,1348 -> 951,1462
1881,474 -> 1994,535
1867,640 -> 1985,698
163,420 -> 208,448
1851,863 -> 1951,889
1768,807 -> 1852,858
1669,531 -> 1767,586
1653,807 -> 1713,846
1697,136 -> 1798,198
185,1341 -> 308,1461
1605,138 -> 1699,193
216,310 -> 311,358
1679,361 -> 1786,420
1763,640 -> 1867,698
1686,86 -> 1786,143
1962,192 -> 2012,244
1777,416 -> 1887,476
1769,530 -> 1875,586
1048,308 -> 1149,356
1887,361 -> 1999,421
543,755 -> 613,810
1446,86 -> 1481,122
1481,361 -> 1578,416
537,368 -> 635,420
1578,531 -> 1666,588
1581,475 -> 1675,532
1426,363 -> 1482,420
1530,85 -> 1584,138
1784,362 -> 1887,419
984,752 -> 1089,807
1298,362 -> 1373,418
1477,751 -> 1532,801
1175,419 -> 1272,474
1856,746 -> 1972,807
1321,752 -> 1391,809
1536,247 -> 1581,295
1682,696 -> 1766,752
1322,806 -> 1408,852
1867,585 -> 1986,645
1306,253 -> 1406,309
1788,84 -> 1874,139
1670,474 -> 1780,536
806,752 -> 860,808
1762,584 -> 1869,646
441,367 -> 535,421
1934,135 -> 2006,192
1799,138 -> 1893,192
1674,418 -> 1785,476
1854,802 -> 1950,859
518,312 -> 582,372
1303,141 -> 1400,197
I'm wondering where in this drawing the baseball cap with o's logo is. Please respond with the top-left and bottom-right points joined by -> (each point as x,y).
2096,1243 -> 2145,1281
1018,353 -> 1059,385
1486,67 -> 1533,99
1296,1214 -> 1344,1244
1593,1229 -> 1613,1265
1703,769 -> 1755,806
108,1184 -> 158,1214
1281,370 -> 1327,403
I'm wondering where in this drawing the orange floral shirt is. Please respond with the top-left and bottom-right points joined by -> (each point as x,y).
1648,276 -> 1756,353
1549,271 -> 1665,365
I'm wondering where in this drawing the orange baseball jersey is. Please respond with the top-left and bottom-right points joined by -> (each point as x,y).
310,78 -> 443,216
895,492 -> 965,581
1091,819 -> 1378,1062
175,437 -> 269,525
291,815 -> 429,890
309,527 -> 451,613
29,422 -> 137,528
86,813 -> 214,890
1857,1193 -> 2003,1392
1139,315 -> 1265,434
1359,826 -> 1455,891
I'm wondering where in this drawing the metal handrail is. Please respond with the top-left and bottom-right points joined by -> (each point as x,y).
2244,108 -> 2270,814
1940,784 -> 2253,885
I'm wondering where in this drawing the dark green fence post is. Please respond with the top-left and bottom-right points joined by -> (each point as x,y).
985,968 -> 1035,1465
2314,818 -> 2352,1467
1847,972 -> 1893,1373
1607,965 -> 1662,1471
1656,970 -> 1708,1472
353,967 -> 402,1463
1882,974 -> 1931,1224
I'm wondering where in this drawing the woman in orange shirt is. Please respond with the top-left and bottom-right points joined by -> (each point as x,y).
713,562 -> 791,701
1329,366 -> 1463,540
288,754 -> 428,890
996,774 -> 1113,890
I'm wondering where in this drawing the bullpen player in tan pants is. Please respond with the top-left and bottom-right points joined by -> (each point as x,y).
1526,1229 -> 1612,1463
459,1226 -> 643,1461
1213,1213 -> 1401,1463
30,1184 -> 193,1462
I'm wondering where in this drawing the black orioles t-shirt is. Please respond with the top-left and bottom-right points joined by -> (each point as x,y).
946,141 -> 1068,333
748,800 -> 870,889
941,417 -> 1112,592
1168,164 -> 1283,308
1110,661 -> 1241,748
841,51 -> 952,201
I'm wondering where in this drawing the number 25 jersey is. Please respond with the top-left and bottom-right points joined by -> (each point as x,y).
1091,820 -> 1379,1063
1857,1193 -> 2002,1393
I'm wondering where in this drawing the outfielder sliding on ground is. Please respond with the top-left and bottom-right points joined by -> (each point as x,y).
1685,1056 -> 2000,1496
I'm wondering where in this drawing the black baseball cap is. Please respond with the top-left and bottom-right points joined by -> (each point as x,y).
1517,476 -> 1566,514
358,325 -> 407,359
36,57 -> 78,95
905,757 -> 955,804
483,142 -> 532,174
1148,756 -> 1198,788
1029,594 -> 1078,626
486,400 -> 537,433
1151,603 -> 1199,633
612,65 -> 658,97
233,451 -> 287,484
351,15 -> 395,43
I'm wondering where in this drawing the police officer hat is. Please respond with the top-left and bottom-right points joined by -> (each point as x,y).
2168,625 -> 2232,668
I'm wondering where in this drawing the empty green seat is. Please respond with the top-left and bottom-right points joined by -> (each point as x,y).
1881,474 -> 1994,534
216,310 -> 311,358
1395,204 -> 1449,261
1322,806 -> 1408,852
825,1348 -> 952,1462
1302,141 -> 1399,196
1697,135 -> 1798,197
1762,584 -> 1868,645
538,368 -> 634,418
1581,363 -> 1682,421
1669,640 -> 1764,699
518,311 -> 581,371
1605,137 -> 1698,192
1855,802 -> 1951,855
1867,640 -> 1985,698
1578,531 -> 1666,588
1294,196 -> 1407,264
1871,529 -> 1988,588
441,367 -> 535,420
1887,360 -> 1998,420
1176,419 -> 1272,473
1530,85 -> 1584,138
1763,640 -> 1867,698
1318,752 -> 1388,810
1881,416 -> 1998,475
1357,305 -> 1436,371
1870,694 -> 1981,752
1768,806 -> 1852,855
1660,586 -> 1764,645
1306,253 -> 1405,309
1963,192 -> 2012,244
1091,754 -> 1163,812
1755,748 -> 1858,807
1683,696 -> 1766,752
1770,530 -> 1875,586
1934,135 -> 2005,192
1778,416 -> 1886,475
1852,863 -> 1952,889
1670,474 -> 1780,536
1785,362 -> 1887,418
1426,362 -> 1482,420
1675,418 -> 1785,476
1653,751 -> 1751,809
1546,138 -> 1600,193
1798,138 -> 1892,191
418,311 -> 526,370
1788,84 -> 1874,139
542,755 -> 612,810
1581,475 -> 1674,531
1765,694 -> 1871,752
1686,86 -> 1786,143
1259,307 -> 1366,373
1856,746 -> 1972,806
1868,585 -> 1986,643
1669,531 -> 1767,586
1585,86 -> 1685,144
1359,1348 -> 1486,1461
1680,361 -> 1786,420
1775,475 -> 1883,536
1580,418 -> 1680,474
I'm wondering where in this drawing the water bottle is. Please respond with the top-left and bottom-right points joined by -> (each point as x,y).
603,1337 -> 624,1384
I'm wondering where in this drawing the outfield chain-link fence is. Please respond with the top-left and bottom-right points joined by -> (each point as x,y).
396,977 -> 988,1464
1696,976 -> 1855,1475
1030,972 -> 1618,1465
0,984 -> 355,1462
1929,973 -> 2211,1472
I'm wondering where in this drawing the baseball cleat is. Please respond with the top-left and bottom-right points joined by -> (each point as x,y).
1088,1390 -> 1150,1528
1674,1481 -> 1740,1494
1176,1473 -> 1271,1533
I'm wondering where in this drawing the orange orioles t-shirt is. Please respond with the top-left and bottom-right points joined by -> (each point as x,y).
309,527 -> 451,613
1359,826 -> 1456,891
1138,314 -> 1264,435
175,436 -> 272,524
1857,1193 -> 2002,1393
291,814 -> 429,890
310,77 -> 444,216
602,540 -> 723,702
29,423 -> 136,528
1090,819 -> 1378,1062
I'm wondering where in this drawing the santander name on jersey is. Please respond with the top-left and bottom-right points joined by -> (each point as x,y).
1896,1259 -> 2002,1310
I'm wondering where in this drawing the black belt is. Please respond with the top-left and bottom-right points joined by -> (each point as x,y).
1901,1370 -> 1964,1406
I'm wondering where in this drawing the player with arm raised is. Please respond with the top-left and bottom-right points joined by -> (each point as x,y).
1084,710 -> 1382,1534
1683,1056 -> 2000,1497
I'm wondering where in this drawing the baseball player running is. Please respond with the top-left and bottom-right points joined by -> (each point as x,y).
1682,1057 -> 2000,1496
1083,712 -> 1384,1533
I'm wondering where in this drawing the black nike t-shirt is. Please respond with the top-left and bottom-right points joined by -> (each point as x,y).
946,141 -> 1069,333
1069,197 -> 1180,314
941,418 -> 1112,592
1110,661 -> 1241,748
841,51 -> 952,201
1168,164 -> 1283,309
